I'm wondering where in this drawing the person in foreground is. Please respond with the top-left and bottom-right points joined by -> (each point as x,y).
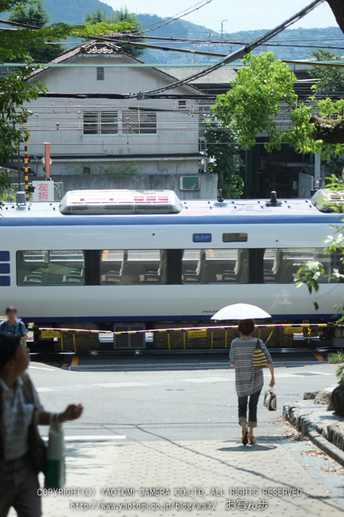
230,319 -> 275,446
0,333 -> 84,517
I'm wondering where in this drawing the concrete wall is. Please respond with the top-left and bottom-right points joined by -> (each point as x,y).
30,158 -> 200,178
24,54 -> 202,161
59,173 -> 218,200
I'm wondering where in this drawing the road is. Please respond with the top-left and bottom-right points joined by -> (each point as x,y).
29,355 -> 337,442
22,356 -> 344,517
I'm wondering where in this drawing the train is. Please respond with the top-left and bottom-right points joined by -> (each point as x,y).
0,188 -> 343,351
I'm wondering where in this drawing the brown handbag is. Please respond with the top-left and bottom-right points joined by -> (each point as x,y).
252,339 -> 268,370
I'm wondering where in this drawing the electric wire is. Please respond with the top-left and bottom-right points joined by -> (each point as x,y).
112,0 -> 326,98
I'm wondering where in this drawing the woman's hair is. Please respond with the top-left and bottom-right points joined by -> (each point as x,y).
238,319 -> 255,335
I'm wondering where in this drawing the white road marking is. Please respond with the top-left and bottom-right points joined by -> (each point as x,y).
308,371 -> 334,376
29,366 -> 55,371
274,373 -> 300,378
95,382 -> 148,388
42,435 -> 126,442
35,387 -> 58,392
185,377 -> 232,383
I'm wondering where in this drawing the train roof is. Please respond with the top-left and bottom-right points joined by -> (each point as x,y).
0,189 -> 342,226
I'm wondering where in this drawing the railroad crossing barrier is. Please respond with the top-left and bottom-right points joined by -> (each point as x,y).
37,323 -> 329,352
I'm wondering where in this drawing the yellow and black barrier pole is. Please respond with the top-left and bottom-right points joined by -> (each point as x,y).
24,123 -> 29,201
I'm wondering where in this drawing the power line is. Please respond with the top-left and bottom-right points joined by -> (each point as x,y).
124,0 -> 326,98
139,0 -> 215,33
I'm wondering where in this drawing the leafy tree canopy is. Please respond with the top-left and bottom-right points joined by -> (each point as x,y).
212,52 -> 344,162
203,119 -> 243,198
308,48 -> 344,93
7,0 -> 66,62
84,5 -> 145,58
0,0 -> 138,197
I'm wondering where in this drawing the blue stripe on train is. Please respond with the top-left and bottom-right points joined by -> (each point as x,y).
0,213 -> 341,227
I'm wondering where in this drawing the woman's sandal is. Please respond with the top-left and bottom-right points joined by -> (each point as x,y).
242,425 -> 248,446
248,434 -> 257,444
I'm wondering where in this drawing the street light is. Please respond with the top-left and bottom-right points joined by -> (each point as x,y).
221,19 -> 227,40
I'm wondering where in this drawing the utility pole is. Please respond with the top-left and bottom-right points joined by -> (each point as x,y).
221,19 -> 227,41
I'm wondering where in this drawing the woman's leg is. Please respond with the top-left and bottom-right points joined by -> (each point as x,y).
238,395 -> 249,444
238,395 -> 248,426
248,390 -> 261,434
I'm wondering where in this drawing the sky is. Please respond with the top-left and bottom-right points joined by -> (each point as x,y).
106,0 -> 338,33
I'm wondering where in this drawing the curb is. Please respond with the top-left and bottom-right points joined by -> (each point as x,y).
283,403 -> 344,468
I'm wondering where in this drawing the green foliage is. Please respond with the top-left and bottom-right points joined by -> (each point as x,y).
0,0 -> 134,200
103,162 -> 138,177
213,53 -> 298,150
84,5 -> 145,58
308,48 -> 344,93
212,52 -> 344,162
203,119 -> 243,198
8,1 -> 66,62
337,365 -> 344,385
295,176 -> 344,313
0,64 -> 46,169
328,351 -> 344,364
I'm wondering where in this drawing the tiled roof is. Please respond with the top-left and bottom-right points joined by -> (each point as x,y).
162,67 -> 237,84
30,41 -> 123,77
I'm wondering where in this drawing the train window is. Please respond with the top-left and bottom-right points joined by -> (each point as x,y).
17,250 -> 85,286
263,248 -> 333,284
100,250 -> 167,285
222,233 -> 248,243
182,249 -> 249,284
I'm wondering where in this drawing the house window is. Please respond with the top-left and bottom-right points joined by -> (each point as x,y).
122,110 -> 157,134
83,112 -> 118,135
83,112 -> 98,134
97,67 -> 104,80
101,112 -> 118,134
178,100 -> 187,109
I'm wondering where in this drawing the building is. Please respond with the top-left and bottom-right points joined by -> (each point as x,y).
15,41 -> 218,199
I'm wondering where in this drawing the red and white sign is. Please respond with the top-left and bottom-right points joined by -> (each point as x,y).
32,181 -> 54,202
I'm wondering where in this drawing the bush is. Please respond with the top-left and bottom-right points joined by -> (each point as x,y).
328,351 -> 344,364
337,365 -> 344,386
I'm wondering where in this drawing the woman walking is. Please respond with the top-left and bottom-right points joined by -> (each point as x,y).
230,319 -> 275,445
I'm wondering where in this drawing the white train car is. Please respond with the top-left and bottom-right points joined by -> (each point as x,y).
0,189 -> 343,350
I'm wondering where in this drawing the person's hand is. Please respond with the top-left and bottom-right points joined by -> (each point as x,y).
269,376 -> 275,388
60,404 -> 84,423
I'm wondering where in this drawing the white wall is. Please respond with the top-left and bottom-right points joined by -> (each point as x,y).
23,54 -> 202,167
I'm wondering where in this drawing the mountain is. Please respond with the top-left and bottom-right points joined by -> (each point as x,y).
17,1 -> 344,63
43,0 -> 114,25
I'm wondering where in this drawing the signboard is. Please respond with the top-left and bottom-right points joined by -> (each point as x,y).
188,329 -> 208,339
32,181 -> 54,202
41,330 -> 61,339
284,327 -> 304,334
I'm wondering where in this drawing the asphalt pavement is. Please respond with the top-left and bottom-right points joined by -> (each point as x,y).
8,358 -> 344,517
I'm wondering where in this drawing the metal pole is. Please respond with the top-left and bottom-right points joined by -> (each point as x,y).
24,123 -> 29,200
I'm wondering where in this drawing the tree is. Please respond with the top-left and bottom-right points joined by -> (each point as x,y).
327,0 -> 344,34
212,52 -> 344,161
85,6 -> 145,58
0,0 -> 137,198
8,1 -> 66,62
308,48 -> 344,93
203,119 -> 244,198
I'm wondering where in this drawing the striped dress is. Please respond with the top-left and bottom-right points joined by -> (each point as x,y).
229,338 -> 272,397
